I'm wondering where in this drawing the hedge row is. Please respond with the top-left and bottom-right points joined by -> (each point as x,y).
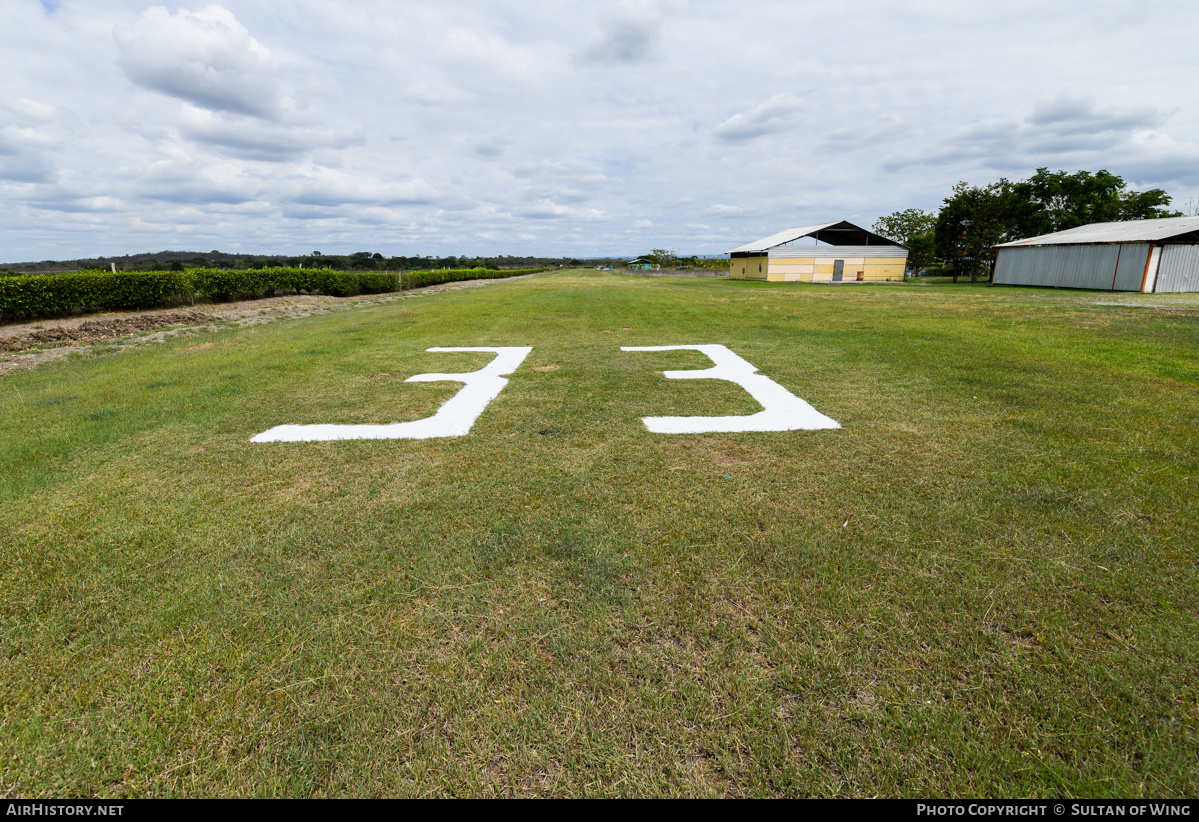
0,265 -> 551,321
0,270 -> 195,320
188,267 -> 396,301
400,267 -> 549,290
0,267 -> 396,320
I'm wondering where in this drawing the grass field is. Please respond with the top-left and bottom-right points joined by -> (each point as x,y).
1,270 -> 1197,797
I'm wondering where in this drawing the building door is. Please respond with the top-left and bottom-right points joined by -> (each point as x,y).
832,260 -> 844,282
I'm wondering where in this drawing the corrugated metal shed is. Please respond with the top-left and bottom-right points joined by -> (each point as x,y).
996,216 -> 1199,247
727,220 -> 907,254
993,244 -> 1149,290
1156,245 -> 1199,292
994,216 -> 1199,292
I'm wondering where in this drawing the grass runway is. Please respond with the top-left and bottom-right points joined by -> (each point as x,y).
1,270 -> 1197,796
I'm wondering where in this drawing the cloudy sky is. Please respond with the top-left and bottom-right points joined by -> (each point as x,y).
3,0 -> 1198,261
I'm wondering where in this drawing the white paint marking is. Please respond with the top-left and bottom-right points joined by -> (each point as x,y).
250,346 -> 532,442
621,344 -> 840,433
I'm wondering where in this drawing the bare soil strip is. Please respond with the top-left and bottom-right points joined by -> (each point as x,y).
0,310 -> 213,353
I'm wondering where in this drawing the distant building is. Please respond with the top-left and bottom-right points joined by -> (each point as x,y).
993,216 -> 1199,292
727,220 -> 908,283
626,258 -> 657,271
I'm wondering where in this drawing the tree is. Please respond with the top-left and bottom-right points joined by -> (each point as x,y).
349,251 -> 376,269
1019,168 -> 1178,234
873,209 -> 936,276
873,208 -> 935,245
935,180 -> 1034,283
648,248 -> 677,268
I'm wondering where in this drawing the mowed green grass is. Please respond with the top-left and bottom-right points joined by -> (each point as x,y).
1,270 -> 1197,797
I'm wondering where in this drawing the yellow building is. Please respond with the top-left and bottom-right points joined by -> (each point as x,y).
728,220 -> 908,283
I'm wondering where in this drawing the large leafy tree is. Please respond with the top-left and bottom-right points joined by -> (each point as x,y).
872,209 -> 936,276
1018,168 -> 1178,234
935,180 -> 1038,283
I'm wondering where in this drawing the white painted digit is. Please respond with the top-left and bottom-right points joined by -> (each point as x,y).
621,344 -> 839,433
251,346 -> 532,442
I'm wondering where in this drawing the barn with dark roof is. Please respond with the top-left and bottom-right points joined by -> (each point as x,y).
727,220 -> 908,283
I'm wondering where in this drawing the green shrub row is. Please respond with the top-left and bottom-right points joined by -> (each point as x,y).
0,270 -> 195,320
0,265 -> 549,321
188,265 -> 541,299
187,267 -> 396,301
0,267 -> 398,320
400,267 -> 548,290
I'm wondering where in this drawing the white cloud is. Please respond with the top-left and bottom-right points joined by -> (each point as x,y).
578,17 -> 661,66
8,98 -> 56,122
471,134 -> 511,158
518,200 -> 574,219
0,98 -> 67,183
1027,95 -> 1163,133
401,82 -> 469,107
714,94 -> 805,142
114,6 -> 286,119
288,170 -> 439,207
29,195 -> 127,214
515,200 -> 609,221
0,153 -> 56,183
136,153 -> 263,204
177,105 -> 363,162
577,0 -> 684,66
882,96 -> 1175,175
2,0 -> 1199,261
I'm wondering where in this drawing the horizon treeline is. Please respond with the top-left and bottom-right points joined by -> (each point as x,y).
0,251 -> 632,276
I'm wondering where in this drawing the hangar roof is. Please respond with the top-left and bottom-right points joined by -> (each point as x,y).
996,215 -> 1199,247
727,220 -> 907,254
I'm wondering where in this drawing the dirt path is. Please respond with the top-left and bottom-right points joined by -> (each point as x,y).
0,272 -> 547,377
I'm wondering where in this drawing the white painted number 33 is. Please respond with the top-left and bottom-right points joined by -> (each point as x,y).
250,344 -> 839,443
